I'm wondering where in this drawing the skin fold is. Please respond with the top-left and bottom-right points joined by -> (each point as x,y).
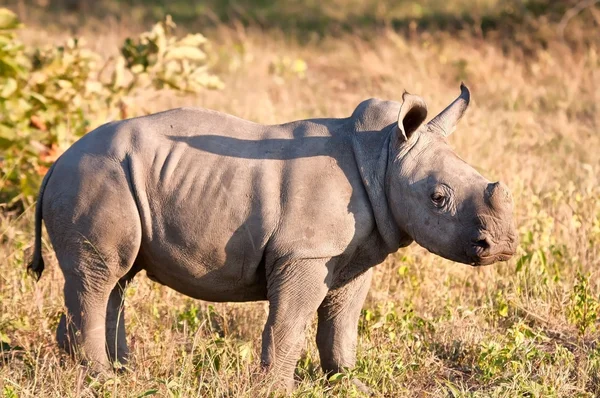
28,84 -> 517,392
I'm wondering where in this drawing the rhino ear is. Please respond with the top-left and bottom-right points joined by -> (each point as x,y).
397,91 -> 428,142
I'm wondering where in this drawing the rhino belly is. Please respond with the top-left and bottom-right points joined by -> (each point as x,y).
139,245 -> 268,302
138,206 -> 270,303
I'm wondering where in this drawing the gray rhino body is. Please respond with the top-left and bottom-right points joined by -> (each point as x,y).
29,85 -> 517,390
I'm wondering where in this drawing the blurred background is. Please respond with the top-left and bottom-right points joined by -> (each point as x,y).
1,1 -> 600,397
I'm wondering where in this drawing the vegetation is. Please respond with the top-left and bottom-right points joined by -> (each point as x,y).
0,9 -> 221,206
1,1 -> 600,396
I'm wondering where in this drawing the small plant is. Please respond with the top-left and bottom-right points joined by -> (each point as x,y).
477,322 -> 546,381
567,272 -> 599,337
176,304 -> 202,333
2,385 -> 18,398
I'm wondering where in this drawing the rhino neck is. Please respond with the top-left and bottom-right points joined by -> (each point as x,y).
351,124 -> 413,253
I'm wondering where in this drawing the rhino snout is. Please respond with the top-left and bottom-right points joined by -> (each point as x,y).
467,231 -> 518,266
461,181 -> 518,266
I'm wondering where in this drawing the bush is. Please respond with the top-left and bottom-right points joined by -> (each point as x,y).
0,9 -> 222,207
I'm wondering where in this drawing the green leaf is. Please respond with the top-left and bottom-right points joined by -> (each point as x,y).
0,8 -> 21,31
328,372 -> 344,382
444,381 -> 461,397
498,303 -> 509,317
0,124 -> 16,145
515,253 -> 531,272
0,330 -> 11,344
131,64 -> 145,74
178,33 -> 207,47
0,78 -> 17,98
29,92 -> 47,105
137,390 -> 159,398
0,57 -> 23,76
165,46 -> 207,62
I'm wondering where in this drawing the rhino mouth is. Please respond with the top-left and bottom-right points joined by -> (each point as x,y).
469,252 -> 514,266
425,245 -> 514,267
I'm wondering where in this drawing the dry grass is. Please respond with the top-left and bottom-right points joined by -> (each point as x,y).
2,2 -> 600,397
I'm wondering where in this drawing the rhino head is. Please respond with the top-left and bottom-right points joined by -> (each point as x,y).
387,84 -> 518,266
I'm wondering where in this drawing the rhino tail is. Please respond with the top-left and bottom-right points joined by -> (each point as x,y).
27,161 -> 56,281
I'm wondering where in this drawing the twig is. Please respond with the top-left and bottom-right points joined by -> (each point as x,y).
558,0 -> 600,40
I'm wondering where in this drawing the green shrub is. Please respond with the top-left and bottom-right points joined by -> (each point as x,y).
0,9 -> 222,207
567,272 -> 599,337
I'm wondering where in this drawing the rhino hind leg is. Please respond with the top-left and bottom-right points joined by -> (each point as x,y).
57,228 -> 141,371
46,180 -> 143,371
55,272 -> 137,369
106,267 -> 140,367
59,265 -> 115,371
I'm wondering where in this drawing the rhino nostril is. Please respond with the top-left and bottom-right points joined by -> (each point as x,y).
472,239 -> 490,250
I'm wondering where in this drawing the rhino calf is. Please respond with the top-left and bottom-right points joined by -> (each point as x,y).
28,84 -> 517,390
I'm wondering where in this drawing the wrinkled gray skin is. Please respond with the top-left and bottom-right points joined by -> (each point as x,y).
28,84 -> 517,391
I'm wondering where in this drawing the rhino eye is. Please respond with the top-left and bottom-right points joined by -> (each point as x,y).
430,192 -> 446,206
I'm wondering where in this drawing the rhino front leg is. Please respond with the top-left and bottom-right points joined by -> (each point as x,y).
316,269 -> 372,377
260,259 -> 332,391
